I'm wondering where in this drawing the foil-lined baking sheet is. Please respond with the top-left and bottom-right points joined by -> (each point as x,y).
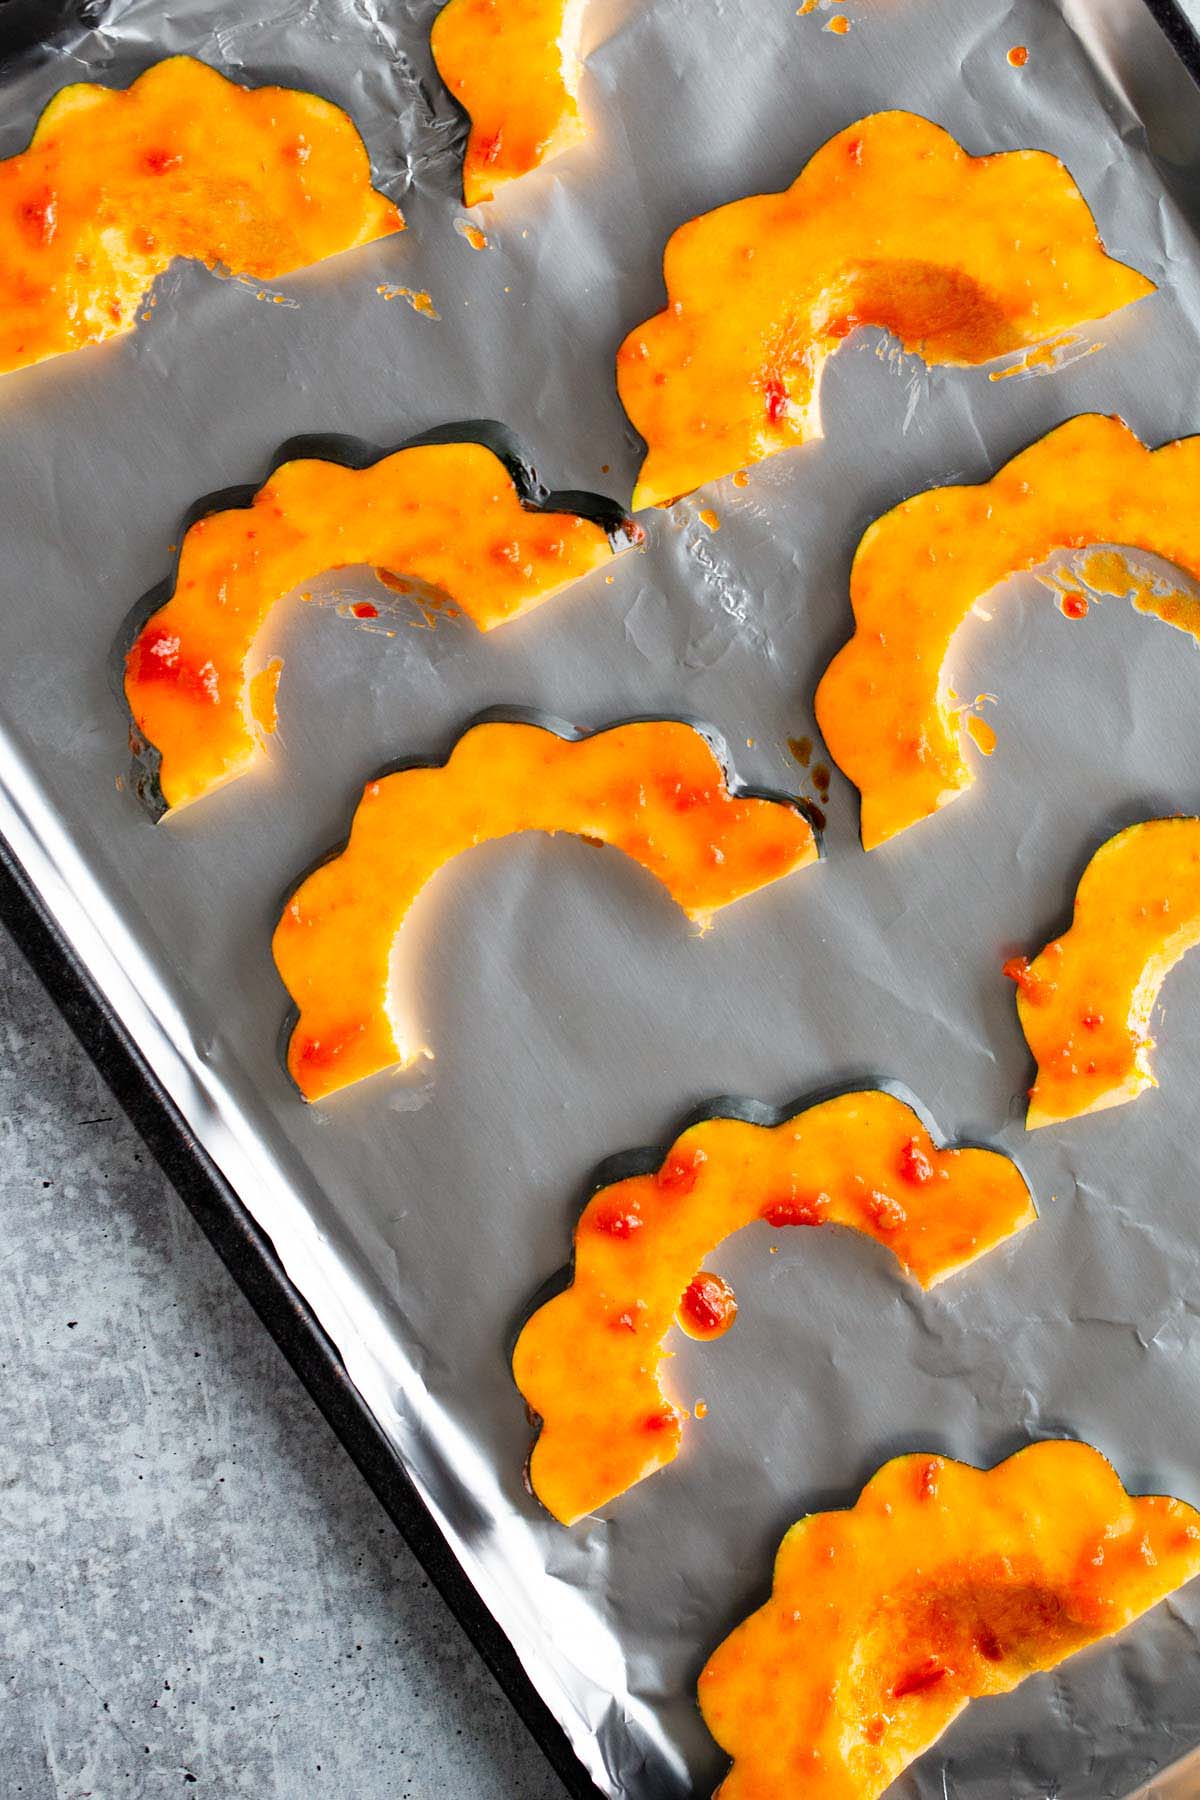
4,0 -> 1200,1791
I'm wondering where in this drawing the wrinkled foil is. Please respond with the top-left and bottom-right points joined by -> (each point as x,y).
4,0 -> 1200,1791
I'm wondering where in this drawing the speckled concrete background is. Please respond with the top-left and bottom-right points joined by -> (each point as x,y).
0,924 -> 565,1799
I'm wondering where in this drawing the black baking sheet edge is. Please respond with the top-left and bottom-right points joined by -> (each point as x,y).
1143,0 -> 1200,82
0,830 -> 604,1800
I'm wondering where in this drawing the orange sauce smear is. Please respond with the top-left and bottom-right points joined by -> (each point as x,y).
1011,817 -> 1200,1127
126,441 -> 632,813
514,1090 -> 1033,1523
0,56 -> 401,378
619,115 -> 1151,507
431,0 -> 587,205
815,417 -> 1199,851
701,1444 -> 1200,1800
274,719 -> 818,1103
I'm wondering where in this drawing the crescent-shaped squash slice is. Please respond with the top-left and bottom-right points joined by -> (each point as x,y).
513,1089 -> 1034,1525
700,1441 -> 1200,1800
431,0 -> 587,206
1006,817 -> 1200,1129
0,56 -> 402,379
274,717 -> 818,1102
815,415 -> 1200,850
617,114 -> 1153,508
124,433 -> 636,815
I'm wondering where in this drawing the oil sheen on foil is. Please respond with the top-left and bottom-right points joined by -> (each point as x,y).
3,0 -> 1200,1792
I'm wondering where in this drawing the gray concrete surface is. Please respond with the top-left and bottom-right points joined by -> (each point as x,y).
0,923 -> 566,1799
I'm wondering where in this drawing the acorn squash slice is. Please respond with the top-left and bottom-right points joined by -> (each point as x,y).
700,1441 -> 1200,1800
431,0 -> 588,205
273,716 -> 819,1103
815,415 -> 1200,850
124,429 -> 636,815
0,56 -> 401,380
514,1088 -> 1033,1524
1006,817 -> 1200,1128
617,114 -> 1152,508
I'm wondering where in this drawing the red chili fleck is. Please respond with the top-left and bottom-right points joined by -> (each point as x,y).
657,1146 -> 707,1197
916,1456 -> 942,1500
140,626 -> 179,669
1060,591 -> 1089,619
592,1201 -> 643,1239
377,573 -> 413,602
144,148 -> 182,174
891,1656 -> 950,1700
351,601 -> 379,619
643,1407 -> 679,1435
899,1138 -> 934,1185
1003,955 -> 1045,1003
1081,1011 -> 1103,1031
756,839 -> 800,876
126,627 -> 220,706
866,1189 -> 907,1233
762,1192 -> 831,1228
764,377 -> 788,425
846,135 -> 864,164
664,780 -> 713,812
293,1020 -> 365,1073
679,1271 -> 737,1341
19,190 -> 57,246
477,130 -> 503,167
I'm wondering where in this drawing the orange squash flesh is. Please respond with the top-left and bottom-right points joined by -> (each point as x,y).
815,415 -> 1200,850
431,0 -> 586,206
273,719 -> 818,1102
700,1441 -> 1200,1800
125,441 -> 632,814
513,1090 -> 1034,1525
1007,818 -> 1200,1129
0,56 -> 402,380
617,114 -> 1153,509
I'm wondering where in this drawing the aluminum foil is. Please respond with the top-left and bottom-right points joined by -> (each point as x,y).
4,0 -> 1200,1791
